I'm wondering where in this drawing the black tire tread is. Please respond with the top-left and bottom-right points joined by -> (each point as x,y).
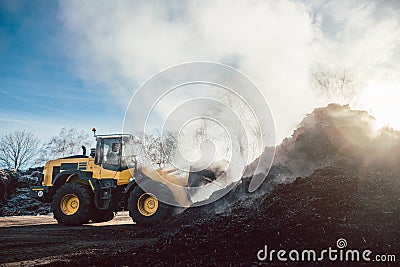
128,181 -> 175,225
52,183 -> 94,226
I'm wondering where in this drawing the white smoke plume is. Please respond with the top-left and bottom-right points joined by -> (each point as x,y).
59,0 -> 400,142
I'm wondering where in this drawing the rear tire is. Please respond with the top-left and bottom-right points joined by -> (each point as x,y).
52,183 -> 94,226
128,181 -> 175,225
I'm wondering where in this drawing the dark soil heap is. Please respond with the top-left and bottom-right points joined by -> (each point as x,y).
0,169 -> 51,216
0,172 -> 7,201
55,166 -> 399,266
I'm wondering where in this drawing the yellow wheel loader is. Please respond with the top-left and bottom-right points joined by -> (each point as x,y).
30,129 -> 210,226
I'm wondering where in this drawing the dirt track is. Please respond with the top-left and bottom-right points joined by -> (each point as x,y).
0,212 -> 157,266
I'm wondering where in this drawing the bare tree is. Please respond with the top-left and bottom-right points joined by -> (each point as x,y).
194,118 -> 232,159
133,131 -> 177,168
0,130 -> 40,170
312,69 -> 359,105
218,91 -> 263,160
39,128 -> 92,163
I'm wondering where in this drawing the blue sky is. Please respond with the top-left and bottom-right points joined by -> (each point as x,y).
0,1 -> 126,141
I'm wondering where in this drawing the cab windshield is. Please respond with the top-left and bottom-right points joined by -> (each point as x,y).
95,135 -> 138,171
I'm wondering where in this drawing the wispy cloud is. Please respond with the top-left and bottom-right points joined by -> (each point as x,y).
0,118 -> 25,123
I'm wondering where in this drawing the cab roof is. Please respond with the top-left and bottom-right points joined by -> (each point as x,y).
95,134 -> 134,139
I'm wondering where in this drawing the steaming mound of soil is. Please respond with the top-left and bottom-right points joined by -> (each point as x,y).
61,166 -> 399,266
247,103 -> 400,183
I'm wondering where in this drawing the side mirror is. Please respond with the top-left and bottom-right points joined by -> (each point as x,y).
132,155 -> 139,177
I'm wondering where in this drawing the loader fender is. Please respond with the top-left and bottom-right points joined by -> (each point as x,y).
53,170 -> 94,187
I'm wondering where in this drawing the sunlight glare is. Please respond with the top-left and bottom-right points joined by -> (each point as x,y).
360,82 -> 400,130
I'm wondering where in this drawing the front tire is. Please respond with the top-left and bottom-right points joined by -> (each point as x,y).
52,183 -> 94,226
128,181 -> 175,225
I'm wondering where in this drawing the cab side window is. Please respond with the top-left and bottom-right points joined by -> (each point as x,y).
102,138 -> 121,171
103,143 -> 111,164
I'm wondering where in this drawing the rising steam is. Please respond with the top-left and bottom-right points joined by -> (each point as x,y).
59,0 -> 400,142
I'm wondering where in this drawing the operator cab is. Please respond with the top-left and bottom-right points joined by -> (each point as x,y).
93,133 -> 136,171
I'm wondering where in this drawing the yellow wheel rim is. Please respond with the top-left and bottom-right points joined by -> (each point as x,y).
60,194 -> 80,215
137,193 -> 158,216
